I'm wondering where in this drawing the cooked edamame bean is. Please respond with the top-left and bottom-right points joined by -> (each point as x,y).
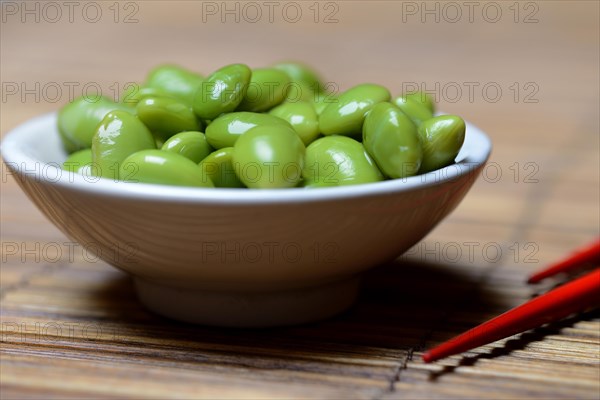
320,84 -> 390,137
312,92 -> 337,116
193,63 -> 251,120
303,136 -> 383,187
199,147 -> 245,188
273,62 -> 327,93
363,102 -> 422,178
92,110 -> 156,179
161,131 -> 212,163
120,149 -> 214,187
232,125 -> 305,189
392,96 -> 434,126
404,91 -> 435,113
57,62 -> 467,189
205,112 -> 293,149
285,81 -> 316,103
136,96 -> 201,141
58,96 -> 132,152
62,149 -> 92,174
269,101 -> 320,145
237,68 -> 291,112
145,64 -> 204,105
418,115 -> 465,173
121,86 -> 169,106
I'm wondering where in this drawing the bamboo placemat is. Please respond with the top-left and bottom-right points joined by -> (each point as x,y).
1,1 -> 599,399
1,234 -> 599,399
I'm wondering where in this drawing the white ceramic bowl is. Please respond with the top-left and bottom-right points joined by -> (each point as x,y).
1,113 -> 491,327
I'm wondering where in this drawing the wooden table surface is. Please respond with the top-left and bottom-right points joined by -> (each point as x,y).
1,1 -> 599,399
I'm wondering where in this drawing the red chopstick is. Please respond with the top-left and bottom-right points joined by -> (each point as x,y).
528,239 -> 600,284
422,268 -> 600,363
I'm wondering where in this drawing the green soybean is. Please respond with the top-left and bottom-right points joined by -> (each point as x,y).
273,62 -> 327,93
362,102 -> 422,178
120,149 -> 214,187
404,91 -> 435,113
161,131 -> 212,163
320,84 -> 390,137
193,64 -> 251,120
285,81 -> 316,103
232,125 -> 305,189
392,96 -> 434,126
312,92 -> 337,116
62,149 -> 92,174
269,101 -> 320,145
136,96 -> 200,141
199,147 -> 245,188
58,96 -> 132,153
92,110 -> 156,179
303,136 -> 383,187
237,68 -> 291,112
145,64 -> 204,105
57,61 -> 465,189
418,115 -> 465,173
205,112 -> 293,149
121,85 -> 169,106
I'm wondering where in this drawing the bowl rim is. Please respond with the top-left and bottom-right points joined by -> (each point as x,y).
1,112 -> 492,205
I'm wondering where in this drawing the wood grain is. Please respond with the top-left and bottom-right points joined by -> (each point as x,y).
1,1 -> 599,399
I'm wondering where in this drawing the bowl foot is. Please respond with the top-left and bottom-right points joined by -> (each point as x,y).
134,277 -> 361,327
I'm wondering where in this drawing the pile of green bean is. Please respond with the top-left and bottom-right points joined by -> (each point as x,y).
59,63 -> 465,188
